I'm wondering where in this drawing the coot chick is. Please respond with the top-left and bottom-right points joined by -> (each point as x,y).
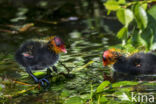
15,36 -> 67,87
102,49 -> 156,80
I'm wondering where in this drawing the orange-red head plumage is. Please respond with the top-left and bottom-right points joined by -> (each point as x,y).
102,49 -> 120,66
48,36 -> 67,54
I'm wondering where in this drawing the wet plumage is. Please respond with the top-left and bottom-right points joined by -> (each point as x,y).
102,49 -> 156,81
15,40 -> 59,70
113,52 -> 156,75
15,36 -> 67,87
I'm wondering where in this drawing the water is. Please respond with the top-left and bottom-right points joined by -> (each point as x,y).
0,14 -> 121,103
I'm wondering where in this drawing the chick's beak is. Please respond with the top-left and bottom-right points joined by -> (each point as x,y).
60,45 -> 67,53
61,48 -> 67,53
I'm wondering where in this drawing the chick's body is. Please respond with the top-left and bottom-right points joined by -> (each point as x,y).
103,49 -> 156,81
15,40 -> 59,70
15,36 -> 66,87
114,52 -> 156,75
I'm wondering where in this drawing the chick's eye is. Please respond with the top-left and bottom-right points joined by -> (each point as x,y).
56,43 -> 61,47
54,38 -> 62,46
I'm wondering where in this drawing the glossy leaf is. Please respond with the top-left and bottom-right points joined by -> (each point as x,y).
104,1 -> 121,11
99,95 -> 108,103
147,6 -> 156,50
148,5 -> 156,20
129,30 -> 141,47
96,81 -> 110,93
64,96 -> 83,104
118,0 -> 125,4
34,71 -> 45,76
134,4 -> 148,29
112,81 -> 138,88
117,27 -> 128,39
141,3 -> 148,10
140,28 -> 154,51
117,9 -> 133,26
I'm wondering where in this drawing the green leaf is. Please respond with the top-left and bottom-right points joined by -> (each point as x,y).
134,4 -> 148,29
129,30 -> 142,48
118,0 -> 125,4
34,71 -> 45,76
112,81 -> 138,88
117,27 -> 128,39
148,5 -> 156,20
61,90 -> 70,97
96,81 -> 110,93
140,28 -> 154,51
141,3 -> 148,10
80,94 -> 90,100
64,96 -> 83,104
119,87 -> 133,92
104,1 -> 121,11
147,7 -> 156,50
0,84 -> 3,91
117,9 -> 133,26
99,95 -> 108,103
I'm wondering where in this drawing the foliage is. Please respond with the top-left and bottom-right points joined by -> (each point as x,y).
85,81 -> 156,104
104,0 -> 156,51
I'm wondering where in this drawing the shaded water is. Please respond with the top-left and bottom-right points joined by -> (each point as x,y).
0,14 -> 120,103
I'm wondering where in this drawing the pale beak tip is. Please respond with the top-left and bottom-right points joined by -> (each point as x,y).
64,51 -> 67,53
63,50 -> 67,53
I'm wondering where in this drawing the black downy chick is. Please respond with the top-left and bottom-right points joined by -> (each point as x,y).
103,49 -> 156,81
15,36 -> 67,87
